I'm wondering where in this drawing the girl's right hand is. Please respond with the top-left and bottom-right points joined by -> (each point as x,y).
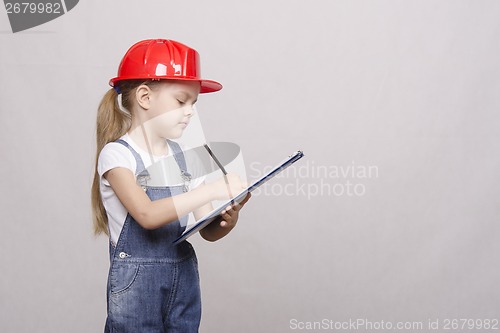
209,173 -> 247,200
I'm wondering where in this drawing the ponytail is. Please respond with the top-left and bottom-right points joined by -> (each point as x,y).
91,88 -> 131,235
91,80 -> 160,236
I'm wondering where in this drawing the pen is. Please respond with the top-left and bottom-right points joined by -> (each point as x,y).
204,144 -> 234,203
203,144 -> 227,175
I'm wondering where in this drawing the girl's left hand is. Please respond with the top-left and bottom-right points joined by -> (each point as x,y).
219,193 -> 251,228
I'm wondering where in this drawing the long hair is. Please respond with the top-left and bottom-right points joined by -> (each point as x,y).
91,80 -> 158,235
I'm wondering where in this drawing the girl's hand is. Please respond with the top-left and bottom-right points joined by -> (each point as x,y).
199,193 -> 252,242
210,173 -> 247,200
219,193 -> 252,228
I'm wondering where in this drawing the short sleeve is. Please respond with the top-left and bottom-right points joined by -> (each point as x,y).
97,142 -> 136,186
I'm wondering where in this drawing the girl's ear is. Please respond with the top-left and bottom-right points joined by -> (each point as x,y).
135,84 -> 152,110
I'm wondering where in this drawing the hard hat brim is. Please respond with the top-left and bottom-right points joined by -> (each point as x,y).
109,76 -> 222,94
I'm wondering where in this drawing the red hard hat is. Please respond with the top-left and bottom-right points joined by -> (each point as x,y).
109,39 -> 222,93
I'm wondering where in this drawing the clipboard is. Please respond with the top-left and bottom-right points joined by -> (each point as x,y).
173,150 -> 304,244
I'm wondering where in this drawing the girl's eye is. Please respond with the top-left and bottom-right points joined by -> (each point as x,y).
177,100 -> 186,105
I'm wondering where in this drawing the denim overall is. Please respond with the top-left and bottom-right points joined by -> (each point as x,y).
105,139 -> 201,333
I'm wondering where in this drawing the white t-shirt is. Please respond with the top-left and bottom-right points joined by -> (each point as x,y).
97,133 -> 204,245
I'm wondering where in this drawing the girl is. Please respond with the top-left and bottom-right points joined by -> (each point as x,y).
91,39 -> 250,333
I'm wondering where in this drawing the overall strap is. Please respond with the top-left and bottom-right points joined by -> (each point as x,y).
167,139 -> 192,191
115,139 -> 150,185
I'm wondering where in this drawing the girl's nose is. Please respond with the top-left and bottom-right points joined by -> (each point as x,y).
185,105 -> 196,117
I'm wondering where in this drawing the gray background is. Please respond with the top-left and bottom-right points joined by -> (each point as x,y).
1,1 -> 499,332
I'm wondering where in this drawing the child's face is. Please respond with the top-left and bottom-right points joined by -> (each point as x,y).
146,80 -> 200,139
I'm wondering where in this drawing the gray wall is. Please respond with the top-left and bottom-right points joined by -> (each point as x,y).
1,1 -> 499,332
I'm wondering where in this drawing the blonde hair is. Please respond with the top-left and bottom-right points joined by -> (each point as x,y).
91,80 -> 159,235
